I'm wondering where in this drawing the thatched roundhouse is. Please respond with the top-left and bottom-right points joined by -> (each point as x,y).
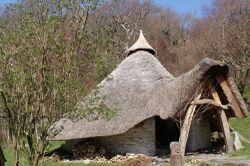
53,31 -> 248,156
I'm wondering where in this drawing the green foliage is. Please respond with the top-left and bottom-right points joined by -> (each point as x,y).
45,141 -> 65,153
73,87 -> 118,121
0,0 -> 120,165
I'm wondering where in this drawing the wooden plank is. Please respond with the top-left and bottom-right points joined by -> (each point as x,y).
210,85 -> 234,153
179,93 -> 201,157
216,76 -> 244,118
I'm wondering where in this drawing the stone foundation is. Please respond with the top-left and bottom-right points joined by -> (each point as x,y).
98,118 -> 156,155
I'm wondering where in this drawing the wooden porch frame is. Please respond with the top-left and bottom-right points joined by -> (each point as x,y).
178,78 -> 237,156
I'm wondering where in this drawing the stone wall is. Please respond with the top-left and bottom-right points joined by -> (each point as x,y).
186,115 -> 212,152
98,118 -> 156,156
63,115 -> 212,155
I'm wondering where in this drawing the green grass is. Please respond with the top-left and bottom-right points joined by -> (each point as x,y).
2,144 -> 117,166
3,145 -> 14,166
230,142 -> 250,158
228,85 -> 250,158
2,144 -> 29,166
229,116 -> 250,140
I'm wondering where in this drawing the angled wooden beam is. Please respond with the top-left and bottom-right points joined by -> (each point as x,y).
216,76 -> 244,118
210,84 -> 234,153
179,93 -> 202,157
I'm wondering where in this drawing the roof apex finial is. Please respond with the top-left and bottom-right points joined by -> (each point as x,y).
139,29 -> 143,35
126,30 -> 156,56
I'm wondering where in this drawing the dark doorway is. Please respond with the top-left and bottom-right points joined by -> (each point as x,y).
155,116 -> 180,155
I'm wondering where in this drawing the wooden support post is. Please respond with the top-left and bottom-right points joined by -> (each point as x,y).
216,76 -> 244,118
170,142 -> 182,166
179,93 -> 202,157
210,85 -> 234,153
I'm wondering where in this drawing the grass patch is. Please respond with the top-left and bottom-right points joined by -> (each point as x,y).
230,142 -> 250,159
2,143 -> 118,166
229,116 -> 250,140
2,145 -> 14,166
2,144 -> 29,166
228,84 -> 250,158
229,114 -> 250,159
229,84 -> 250,140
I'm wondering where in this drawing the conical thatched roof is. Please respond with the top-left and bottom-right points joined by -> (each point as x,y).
53,32 -> 248,141
126,30 -> 156,56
